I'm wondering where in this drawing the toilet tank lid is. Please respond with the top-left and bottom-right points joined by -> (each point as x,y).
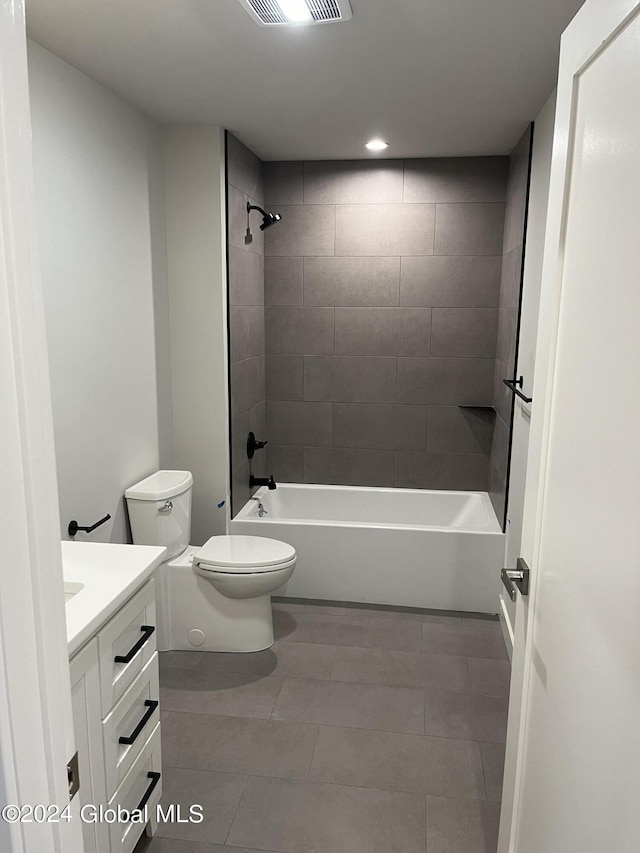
125,470 -> 193,501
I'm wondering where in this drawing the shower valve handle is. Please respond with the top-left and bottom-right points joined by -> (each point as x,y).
247,431 -> 268,460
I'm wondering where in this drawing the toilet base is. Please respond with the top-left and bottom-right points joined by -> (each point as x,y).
155,549 -> 276,653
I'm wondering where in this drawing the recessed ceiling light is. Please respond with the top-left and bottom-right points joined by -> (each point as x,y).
277,0 -> 312,22
365,139 -> 389,151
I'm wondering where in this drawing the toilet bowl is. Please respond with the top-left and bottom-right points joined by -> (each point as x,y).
125,471 -> 296,653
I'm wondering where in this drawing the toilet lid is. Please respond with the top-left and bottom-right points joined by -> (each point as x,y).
194,535 -> 296,572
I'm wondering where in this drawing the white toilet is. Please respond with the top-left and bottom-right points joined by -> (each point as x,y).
125,470 -> 296,653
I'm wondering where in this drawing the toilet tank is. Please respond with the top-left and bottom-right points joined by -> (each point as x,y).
125,470 -> 193,560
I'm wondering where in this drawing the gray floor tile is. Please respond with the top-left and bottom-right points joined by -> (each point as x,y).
296,612 -> 422,651
424,690 -> 508,743
272,677 -> 425,734
272,606 -> 301,641
422,622 -> 508,660
136,839 -> 259,853
161,712 -> 318,780
481,741 -> 506,802
331,645 -> 469,691
159,652 -> 204,671
467,657 -> 511,697
309,725 -> 485,800
154,766 -> 246,844
160,667 -> 283,719
227,776 -> 426,853
426,796 -> 501,853
198,641 -> 336,680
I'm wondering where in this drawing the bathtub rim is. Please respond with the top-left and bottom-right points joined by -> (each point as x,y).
234,482 -> 503,535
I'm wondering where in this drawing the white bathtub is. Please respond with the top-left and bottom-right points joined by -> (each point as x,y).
230,484 -> 505,614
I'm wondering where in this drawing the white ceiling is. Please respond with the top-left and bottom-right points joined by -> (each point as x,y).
25,0 -> 584,161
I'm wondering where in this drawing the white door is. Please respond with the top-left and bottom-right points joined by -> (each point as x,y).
499,0 -> 640,849
0,2 -> 84,852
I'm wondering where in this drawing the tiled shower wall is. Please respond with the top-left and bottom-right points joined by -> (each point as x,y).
262,158 -> 508,491
227,134 -> 267,515
490,127 -> 533,522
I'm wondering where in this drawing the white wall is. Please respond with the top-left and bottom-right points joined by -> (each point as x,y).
163,128 -> 230,545
28,42 -> 172,543
499,90 -> 557,653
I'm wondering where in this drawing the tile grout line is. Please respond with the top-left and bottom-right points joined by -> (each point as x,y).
223,771 -> 250,846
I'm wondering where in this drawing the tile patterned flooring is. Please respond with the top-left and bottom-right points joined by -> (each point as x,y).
135,601 -> 509,853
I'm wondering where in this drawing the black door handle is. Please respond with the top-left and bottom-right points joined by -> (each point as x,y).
118,700 -> 159,746
136,772 -> 161,812
114,625 -> 155,664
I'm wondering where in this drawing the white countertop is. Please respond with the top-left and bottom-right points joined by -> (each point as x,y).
62,541 -> 167,657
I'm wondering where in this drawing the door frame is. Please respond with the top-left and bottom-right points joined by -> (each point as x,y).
0,2 -> 83,851
499,0 -> 640,847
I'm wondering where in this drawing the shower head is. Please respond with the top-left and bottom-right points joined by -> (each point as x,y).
260,211 -> 282,230
247,202 -> 282,231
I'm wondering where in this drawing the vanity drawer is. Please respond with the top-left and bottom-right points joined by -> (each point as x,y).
102,653 -> 160,798
107,723 -> 162,853
98,580 -> 156,715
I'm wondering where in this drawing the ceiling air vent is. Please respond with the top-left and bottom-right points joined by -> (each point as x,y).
239,0 -> 352,26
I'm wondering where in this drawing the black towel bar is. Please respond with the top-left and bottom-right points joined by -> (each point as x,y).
503,376 -> 533,404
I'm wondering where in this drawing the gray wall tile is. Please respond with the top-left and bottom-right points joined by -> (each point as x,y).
227,133 -> 263,202
268,445 -> 304,482
304,356 -> 397,403
397,357 -> 494,406
265,256 -> 303,306
267,401 -> 333,446
264,161 -> 304,206
228,246 -> 264,306
499,245 -> 522,310
231,357 -> 261,416
335,308 -> 431,356
431,308 -> 498,358
304,447 -> 395,487
265,205 -> 335,256
304,160 -> 404,204
229,305 -> 265,363
253,156 -> 520,495
304,257 -> 400,307
404,157 -> 508,203
496,307 -> 517,369
490,413 -> 510,482
334,403 -> 427,451
434,202 -> 505,256
427,406 -> 494,455
229,183 -> 264,256
335,204 -> 435,256
503,128 -> 532,254
400,256 -> 500,308
266,306 -> 334,355
395,452 -> 489,490
266,354 -> 304,401
493,359 -> 513,425
231,410 -> 250,473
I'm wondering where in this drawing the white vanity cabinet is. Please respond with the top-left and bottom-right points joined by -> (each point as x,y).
70,578 -> 162,853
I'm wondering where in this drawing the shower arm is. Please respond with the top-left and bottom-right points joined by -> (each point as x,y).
247,202 -> 269,218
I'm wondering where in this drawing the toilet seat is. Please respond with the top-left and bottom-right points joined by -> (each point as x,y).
193,534 -> 296,574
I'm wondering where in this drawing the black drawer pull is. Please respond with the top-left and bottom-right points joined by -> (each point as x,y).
114,625 -> 155,664
119,700 -> 159,746
136,771 -> 161,812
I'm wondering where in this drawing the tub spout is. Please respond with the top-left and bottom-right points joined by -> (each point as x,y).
250,474 -> 277,490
